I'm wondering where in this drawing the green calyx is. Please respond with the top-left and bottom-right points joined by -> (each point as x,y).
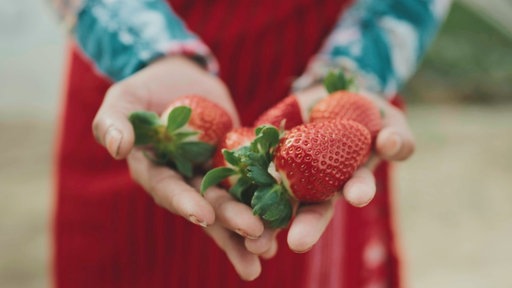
201,148 -> 261,205
323,70 -> 356,94
129,106 -> 215,178
252,184 -> 293,228
129,111 -> 161,146
201,125 -> 293,228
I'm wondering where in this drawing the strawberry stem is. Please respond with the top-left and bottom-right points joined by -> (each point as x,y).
200,124 -> 293,227
129,106 -> 215,178
323,70 -> 355,93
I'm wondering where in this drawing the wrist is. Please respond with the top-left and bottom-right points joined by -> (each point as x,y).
151,55 -> 210,74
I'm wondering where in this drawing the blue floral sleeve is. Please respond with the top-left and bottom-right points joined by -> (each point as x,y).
58,0 -> 218,82
294,0 -> 452,98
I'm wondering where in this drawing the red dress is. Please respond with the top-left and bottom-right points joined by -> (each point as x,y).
54,0 -> 403,287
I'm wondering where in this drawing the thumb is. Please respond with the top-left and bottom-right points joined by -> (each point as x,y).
92,83 -> 147,159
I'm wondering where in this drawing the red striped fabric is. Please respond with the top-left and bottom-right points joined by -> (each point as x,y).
53,1 -> 402,287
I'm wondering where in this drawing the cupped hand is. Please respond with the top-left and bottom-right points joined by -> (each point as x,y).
191,84 -> 417,278
92,55 -> 239,227
92,55 -> 272,281
282,84 -> 416,252
190,177 -> 277,281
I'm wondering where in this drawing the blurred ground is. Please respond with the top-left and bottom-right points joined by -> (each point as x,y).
398,105 -> 512,288
1,1 -> 511,288
0,120 -> 53,288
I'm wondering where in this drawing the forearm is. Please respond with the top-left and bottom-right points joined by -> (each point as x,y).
294,0 -> 452,98
54,0 -> 217,81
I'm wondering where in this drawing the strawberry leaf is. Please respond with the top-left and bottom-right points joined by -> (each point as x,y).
201,167 -> 237,194
177,141 -> 216,164
251,185 -> 292,228
167,106 -> 192,133
247,165 -> 276,186
228,176 -> 252,201
246,152 -> 270,169
129,111 -> 162,145
153,146 -> 171,163
252,125 -> 280,154
173,130 -> 200,142
222,149 -> 240,166
323,70 -> 354,93
142,149 -> 167,165
240,183 -> 257,206
173,153 -> 193,178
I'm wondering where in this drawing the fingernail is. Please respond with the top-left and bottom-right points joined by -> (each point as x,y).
235,229 -> 259,240
387,133 -> 402,157
188,215 -> 208,228
295,246 -> 313,254
105,127 -> 122,158
346,183 -> 374,207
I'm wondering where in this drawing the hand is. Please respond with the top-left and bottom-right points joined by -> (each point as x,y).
261,84 -> 416,253
190,177 -> 276,281
294,84 -> 415,207
92,56 -> 270,281
92,55 -> 239,226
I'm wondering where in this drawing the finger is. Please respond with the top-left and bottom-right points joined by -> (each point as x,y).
128,150 -> 215,226
363,153 -> 381,171
200,184 -> 265,239
92,83 -> 148,159
205,224 -> 262,281
245,229 -> 279,256
376,108 -> 415,161
287,199 -> 336,253
260,237 -> 278,260
342,167 -> 376,207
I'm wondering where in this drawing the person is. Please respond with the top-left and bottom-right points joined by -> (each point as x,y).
52,0 -> 451,287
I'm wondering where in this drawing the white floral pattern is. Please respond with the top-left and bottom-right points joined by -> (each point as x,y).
294,0 -> 453,98
57,0 -> 451,92
66,0 -> 217,81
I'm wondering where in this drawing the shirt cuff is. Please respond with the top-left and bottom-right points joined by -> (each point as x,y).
73,0 -> 218,82
293,0 -> 452,99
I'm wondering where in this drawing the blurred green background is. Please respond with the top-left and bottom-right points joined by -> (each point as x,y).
405,0 -> 512,104
0,1 -> 511,287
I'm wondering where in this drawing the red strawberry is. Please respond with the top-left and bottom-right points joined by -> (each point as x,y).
201,125 -> 292,227
274,120 -> 371,202
309,91 -> 381,139
211,127 -> 255,190
309,71 -> 382,139
203,120 -> 371,226
254,95 -> 304,130
129,95 -> 233,178
161,95 -> 233,145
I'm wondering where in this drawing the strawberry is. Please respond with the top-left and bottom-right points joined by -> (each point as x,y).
309,92 -> 381,139
160,95 -> 233,145
202,120 -> 371,227
201,125 -> 293,228
211,127 -> 255,192
274,120 -> 371,202
129,95 -> 233,178
254,95 -> 304,130
309,71 -> 382,139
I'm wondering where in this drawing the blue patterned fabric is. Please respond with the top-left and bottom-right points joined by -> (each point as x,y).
294,0 -> 452,98
66,0 -> 450,92
74,0 -> 217,81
